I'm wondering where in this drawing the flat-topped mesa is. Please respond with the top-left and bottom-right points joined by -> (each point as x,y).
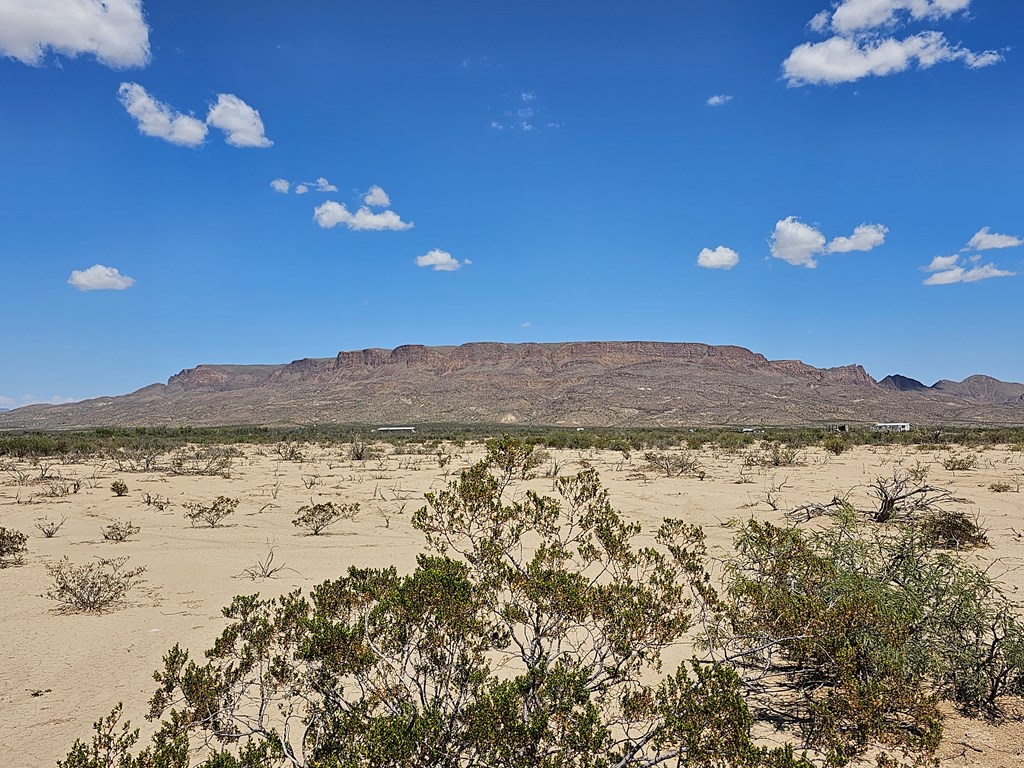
326,341 -> 775,374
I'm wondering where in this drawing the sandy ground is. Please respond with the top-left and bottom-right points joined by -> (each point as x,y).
1,442 -> 1023,766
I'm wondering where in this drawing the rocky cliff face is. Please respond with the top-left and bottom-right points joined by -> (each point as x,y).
2,341 -> 1022,429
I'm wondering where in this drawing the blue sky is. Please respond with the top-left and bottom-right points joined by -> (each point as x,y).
1,0 -> 1022,408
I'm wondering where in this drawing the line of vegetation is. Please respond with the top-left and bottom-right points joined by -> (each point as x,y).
3,423 -> 1024,460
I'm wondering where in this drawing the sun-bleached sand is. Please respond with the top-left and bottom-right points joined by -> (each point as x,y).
2,441 -> 1023,766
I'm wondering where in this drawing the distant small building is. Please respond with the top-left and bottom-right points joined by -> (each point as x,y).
871,422 -> 911,432
826,424 -> 848,433
377,426 -> 416,433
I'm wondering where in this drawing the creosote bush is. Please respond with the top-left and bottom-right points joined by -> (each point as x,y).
182,496 -> 238,528
643,450 -> 705,478
722,514 -> 1024,744
101,520 -> 141,543
291,501 -> 358,535
45,556 -> 146,613
0,526 -> 28,567
942,453 -> 978,472
822,436 -> 847,456
110,480 -> 129,497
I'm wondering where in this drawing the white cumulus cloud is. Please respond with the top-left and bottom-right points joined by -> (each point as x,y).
784,31 -> 1000,86
771,217 -> 888,267
363,185 -> 391,207
825,0 -> 973,36
966,226 -> 1022,251
118,82 -> 208,147
270,178 -> 290,194
415,249 -> 463,272
313,202 -> 413,232
706,94 -> 733,107
206,93 -> 272,148
0,0 -> 150,68
697,246 -> 740,270
770,217 -> 827,268
784,1 -> 1001,86
68,264 -> 135,291
827,223 -> 888,253
295,184 -> 309,195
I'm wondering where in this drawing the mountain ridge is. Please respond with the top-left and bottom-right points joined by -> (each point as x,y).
2,341 -> 1022,429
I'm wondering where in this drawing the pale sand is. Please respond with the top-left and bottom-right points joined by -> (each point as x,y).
1,443 -> 1023,766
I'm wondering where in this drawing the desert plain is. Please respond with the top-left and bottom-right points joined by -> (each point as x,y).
2,439 -> 1024,767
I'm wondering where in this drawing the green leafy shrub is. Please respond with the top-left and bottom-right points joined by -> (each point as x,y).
723,515 -> 1024,754
822,436 -> 847,456
0,527 -> 28,567
942,453 -> 978,472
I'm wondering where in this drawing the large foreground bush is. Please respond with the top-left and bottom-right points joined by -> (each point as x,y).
60,439 -> 1024,768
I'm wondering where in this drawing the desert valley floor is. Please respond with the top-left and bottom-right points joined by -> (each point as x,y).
2,440 -> 1024,766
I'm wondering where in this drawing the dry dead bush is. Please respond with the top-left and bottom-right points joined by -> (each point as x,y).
35,516 -> 67,538
919,510 -> 989,550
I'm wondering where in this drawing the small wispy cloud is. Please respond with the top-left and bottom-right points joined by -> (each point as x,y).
923,262 -> 1015,285
706,94 -> 733,107
415,249 -> 466,272
461,55 -> 500,70
68,264 -> 135,291
697,246 -> 740,270
491,89 -> 560,132
966,226 -> 1022,251
314,202 -> 413,232
271,177 -> 338,194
